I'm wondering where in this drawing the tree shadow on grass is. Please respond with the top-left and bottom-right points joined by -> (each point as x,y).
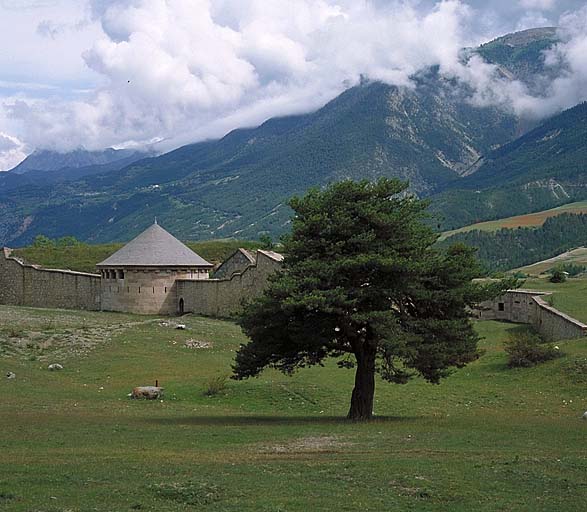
140,414 -> 421,427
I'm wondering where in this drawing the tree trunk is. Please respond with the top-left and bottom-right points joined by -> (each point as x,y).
347,343 -> 376,421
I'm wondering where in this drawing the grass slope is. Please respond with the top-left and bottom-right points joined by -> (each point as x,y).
1,300 -> 587,511
516,248 -> 587,276
439,201 -> 587,241
13,239 -> 263,274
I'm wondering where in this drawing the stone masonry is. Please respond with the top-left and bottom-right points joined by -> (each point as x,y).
0,248 -> 101,310
478,289 -> 587,341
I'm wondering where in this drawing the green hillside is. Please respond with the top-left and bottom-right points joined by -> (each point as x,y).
433,102 -> 587,230
439,201 -> 587,241
439,213 -> 587,272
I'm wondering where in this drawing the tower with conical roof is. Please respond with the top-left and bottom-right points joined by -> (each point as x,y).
97,222 -> 213,314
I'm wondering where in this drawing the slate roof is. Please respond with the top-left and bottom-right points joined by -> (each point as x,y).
97,222 -> 213,268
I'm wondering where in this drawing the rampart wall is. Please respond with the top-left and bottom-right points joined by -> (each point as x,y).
177,251 -> 282,317
0,248 -> 101,311
532,296 -> 587,341
478,289 -> 587,341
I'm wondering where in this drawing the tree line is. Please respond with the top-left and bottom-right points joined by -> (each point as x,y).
438,213 -> 587,272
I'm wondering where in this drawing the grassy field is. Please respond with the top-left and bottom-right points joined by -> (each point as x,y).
12,239 -> 263,274
1,303 -> 587,511
439,200 -> 587,241
515,248 -> 587,276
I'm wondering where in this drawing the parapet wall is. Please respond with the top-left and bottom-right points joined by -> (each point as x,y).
478,289 -> 587,341
0,248 -> 101,311
532,296 -> 587,341
177,251 -> 282,317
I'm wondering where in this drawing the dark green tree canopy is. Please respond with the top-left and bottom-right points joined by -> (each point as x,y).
233,179 -> 511,420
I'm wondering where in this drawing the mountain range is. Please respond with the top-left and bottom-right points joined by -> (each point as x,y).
2,27 -> 585,246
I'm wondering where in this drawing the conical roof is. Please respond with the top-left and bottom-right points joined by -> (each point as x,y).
97,222 -> 212,268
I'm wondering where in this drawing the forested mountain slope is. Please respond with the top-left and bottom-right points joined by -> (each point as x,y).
1,78 -> 516,245
432,102 -> 587,230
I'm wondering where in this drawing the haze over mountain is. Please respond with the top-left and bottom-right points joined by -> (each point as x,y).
9,148 -> 150,175
2,26 -> 585,247
0,148 -> 152,195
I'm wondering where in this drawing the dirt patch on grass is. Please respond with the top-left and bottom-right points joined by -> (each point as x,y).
0,307 -> 157,361
259,435 -> 352,455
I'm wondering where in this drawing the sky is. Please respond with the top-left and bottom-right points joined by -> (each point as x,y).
0,0 -> 586,171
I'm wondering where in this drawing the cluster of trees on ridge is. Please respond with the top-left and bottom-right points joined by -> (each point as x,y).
439,213 -> 587,272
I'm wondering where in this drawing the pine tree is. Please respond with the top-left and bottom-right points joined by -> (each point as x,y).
233,179 -> 511,421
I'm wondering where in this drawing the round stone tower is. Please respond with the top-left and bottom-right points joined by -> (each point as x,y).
96,221 -> 213,315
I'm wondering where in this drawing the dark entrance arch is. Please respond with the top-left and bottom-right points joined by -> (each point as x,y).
178,298 -> 185,315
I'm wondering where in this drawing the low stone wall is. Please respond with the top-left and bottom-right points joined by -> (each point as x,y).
478,289 -> 587,341
532,296 -> 587,341
177,251 -> 282,317
0,248 -> 101,311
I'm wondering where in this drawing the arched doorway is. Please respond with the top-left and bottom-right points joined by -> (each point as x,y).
178,298 -> 185,315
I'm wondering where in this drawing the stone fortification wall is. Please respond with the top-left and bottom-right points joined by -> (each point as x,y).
100,268 -> 209,315
100,269 -> 184,315
532,296 -> 587,341
177,251 -> 282,317
0,248 -> 101,311
478,289 -> 587,341
213,249 -> 255,279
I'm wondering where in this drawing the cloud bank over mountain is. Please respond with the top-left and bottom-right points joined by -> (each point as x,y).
0,0 -> 586,170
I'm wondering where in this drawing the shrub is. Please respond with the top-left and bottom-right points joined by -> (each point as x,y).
549,269 -> 567,283
553,263 -> 586,278
504,331 -> 562,368
203,375 -> 228,396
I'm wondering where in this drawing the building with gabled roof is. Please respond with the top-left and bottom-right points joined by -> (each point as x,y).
97,221 -> 213,314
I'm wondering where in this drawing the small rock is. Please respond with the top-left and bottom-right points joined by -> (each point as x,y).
184,339 -> 212,349
176,324 -> 187,330
48,363 -> 64,371
582,411 -> 587,420
130,386 -> 164,400
6,371 -> 16,380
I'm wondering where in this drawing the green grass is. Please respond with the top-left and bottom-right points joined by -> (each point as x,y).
1,305 -> 587,511
516,276 -> 587,324
12,239 -> 263,274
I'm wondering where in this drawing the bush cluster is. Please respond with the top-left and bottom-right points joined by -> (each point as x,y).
504,331 -> 562,368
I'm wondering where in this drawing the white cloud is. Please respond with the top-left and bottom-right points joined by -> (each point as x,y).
0,0 -> 586,171
519,0 -> 556,11
0,131 -> 26,171
1,0 -> 478,156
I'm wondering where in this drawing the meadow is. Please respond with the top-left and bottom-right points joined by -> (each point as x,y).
1,298 -> 587,511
